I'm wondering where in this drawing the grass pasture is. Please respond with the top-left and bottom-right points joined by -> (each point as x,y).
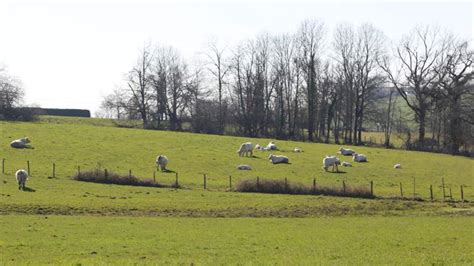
0,116 -> 473,264
1,215 -> 473,265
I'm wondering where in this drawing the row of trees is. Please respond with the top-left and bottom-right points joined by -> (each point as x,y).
99,20 -> 473,155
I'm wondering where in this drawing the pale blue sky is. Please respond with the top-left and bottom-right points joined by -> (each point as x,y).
0,1 -> 472,115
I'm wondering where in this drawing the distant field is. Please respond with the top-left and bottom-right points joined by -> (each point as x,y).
0,116 -> 473,264
1,215 -> 472,265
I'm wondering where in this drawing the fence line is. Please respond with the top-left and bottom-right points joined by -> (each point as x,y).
0,158 -> 469,202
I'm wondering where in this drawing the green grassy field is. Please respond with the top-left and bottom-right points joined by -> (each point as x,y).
0,116 -> 473,264
1,215 -> 472,265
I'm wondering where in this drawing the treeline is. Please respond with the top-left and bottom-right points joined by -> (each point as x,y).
99,20 -> 473,155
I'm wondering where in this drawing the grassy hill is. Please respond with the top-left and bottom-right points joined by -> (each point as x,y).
0,116 -> 473,264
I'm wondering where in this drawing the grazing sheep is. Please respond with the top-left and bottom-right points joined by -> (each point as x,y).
352,153 -> 368,162
293,147 -> 302,153
338,147 -> 355,156
15,169 -> 29,190
155,155 -> 169,171
342,161 -> 352,167
268,154 -> 289,164
237,164 -> 252,170
323,156 -> 341,172
237,142 -> 254,157
266,141 -> 277,151
394,164 -> 402,169
10,137 -> 32,149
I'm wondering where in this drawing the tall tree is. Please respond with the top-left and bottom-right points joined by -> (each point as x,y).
204,38 -> 230,134
296,19 -> 325,141
380,25 -> 448,148
127,46 -> 153,127
437,38 -> 473,154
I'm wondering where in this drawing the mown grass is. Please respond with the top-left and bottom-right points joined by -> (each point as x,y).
0,215 -> 472,265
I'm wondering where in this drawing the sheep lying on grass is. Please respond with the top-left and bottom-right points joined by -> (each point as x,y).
156,155 -> 169,171
394,164 -> 402,169
237,142 -> 253,157
10,137 -> 32,149
353,153 -> 368,162
268,154 -> 289,164
338,147 -> 355,156
15,169 -> 29,190
266,141 -> 277,151
342,161 -> 352,167
323,156 -> 341,172
237,164 -> 252,170
293,147 -> 302,153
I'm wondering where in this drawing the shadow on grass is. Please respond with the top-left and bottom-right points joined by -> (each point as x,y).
22,187 -> 36,192
159,169 -> 176,174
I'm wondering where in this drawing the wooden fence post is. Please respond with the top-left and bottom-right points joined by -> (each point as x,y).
153,171 -> 156,182
104,168 -> 108,178
203,174 -> 207,189
343,180 -> 346,194
229,175 -> 232,190
52,163 -> 56,178
449,187 -> 453,201
442,178 -> 446,200
313,177 -> 316,193
461,185 -> 464,202
430,185 -> 433,201
285,177 -> 288,191
370,181 -> 374,196
399,182 -> 403,198
175,172 -> 178,187
129,169 -> 132,179
256,176 -> 260,190
27,160 -> 30,176
2,158 -> 4,174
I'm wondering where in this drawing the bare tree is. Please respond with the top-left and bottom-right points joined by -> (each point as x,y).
296,19 -> 325,141
204,38 -> 230,134
99,88 -> 129,119
437,38 -> 473,154
127,45 -> 153,127
380,25 -> 448,148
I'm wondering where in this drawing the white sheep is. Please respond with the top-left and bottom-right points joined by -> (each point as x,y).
394,164 -> 402,169
293,147 -> 302,153
342,161 -> 352,167
255,144 -> 262,150
338,147 -> 355,156
268,154 -> 289,164
156,155 -> 169,171
323,156 -> 341,172
10,137 -> 32,149
237,142 -> 253,157
353,153 -> 368,162
237,164 -> 252,170
15,169 -> 29,190
266,141 -> 277,151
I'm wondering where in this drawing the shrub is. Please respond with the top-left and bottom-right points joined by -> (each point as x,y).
72,169 -> 179,188
236,178 -> 374,199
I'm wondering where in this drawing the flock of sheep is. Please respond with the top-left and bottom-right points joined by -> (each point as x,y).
234,142 -> 401,173
9,136 -> 401,191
